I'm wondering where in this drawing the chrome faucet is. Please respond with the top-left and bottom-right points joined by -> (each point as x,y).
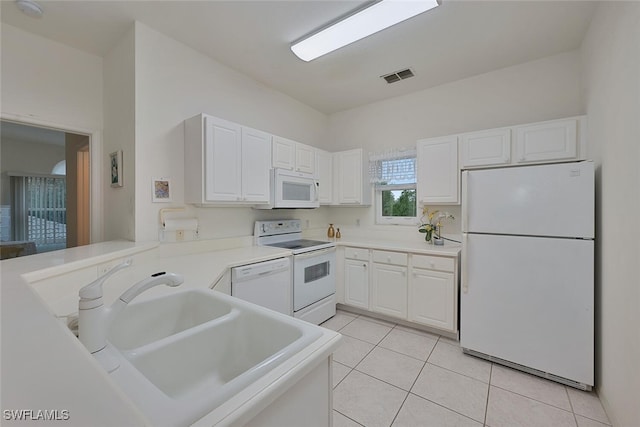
78,261 -> 184,372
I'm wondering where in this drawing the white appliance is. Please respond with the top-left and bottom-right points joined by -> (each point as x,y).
231,258 -> 292,316
461,161 -> 595,390
255,168 -> 320,209
255,220 -> 336,324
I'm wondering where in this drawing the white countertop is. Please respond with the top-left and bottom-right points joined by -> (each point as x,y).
333,237 -> 461,256
0,240 -> 306,426
1,242 -> 158,426
302,227 -> 462,257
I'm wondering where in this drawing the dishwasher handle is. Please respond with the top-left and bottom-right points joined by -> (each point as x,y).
231,258 -> 290,282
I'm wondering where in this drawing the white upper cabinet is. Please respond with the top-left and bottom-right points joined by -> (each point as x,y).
204,116 -> 242,202
460,128 -> 511,168
271,136 -> 315,174
515,117 -> 580,164
333,148 -> 371,206
241,127 -> 272,202
295,144 -> 315,174
417,136 -> 459,205
459,116 -> 586,170
184,114 -> 271,205
315,148 -> 333,205
272,136 -> 295,170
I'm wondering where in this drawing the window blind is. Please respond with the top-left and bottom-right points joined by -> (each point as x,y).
369,149 -> 416,188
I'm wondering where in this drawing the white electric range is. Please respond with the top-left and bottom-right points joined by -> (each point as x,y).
254,220 -> 336,325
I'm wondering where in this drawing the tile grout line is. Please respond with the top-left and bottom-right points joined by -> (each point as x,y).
334,409 -> 366,427
424,360 -> 491,385
565,384 -> 581,427
406,391 -> 486,426
489,383 -> 577,415
376,342 -> 433,363
484,363 -> 493,426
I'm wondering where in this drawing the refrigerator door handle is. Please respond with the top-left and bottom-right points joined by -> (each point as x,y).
462,233 -> 468,294
461,171 -> 469,233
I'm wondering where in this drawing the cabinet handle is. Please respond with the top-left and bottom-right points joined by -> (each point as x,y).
462,233 -> 468,294
363,264 -> 367,268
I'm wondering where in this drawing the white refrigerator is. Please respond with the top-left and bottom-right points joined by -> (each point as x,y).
460,161 -> 594,389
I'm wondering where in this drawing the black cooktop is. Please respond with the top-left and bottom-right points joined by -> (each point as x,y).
267,239 -> 331,250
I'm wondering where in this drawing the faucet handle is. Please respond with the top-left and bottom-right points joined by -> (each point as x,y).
79,259 -> 132,301
118,272 -> 184,304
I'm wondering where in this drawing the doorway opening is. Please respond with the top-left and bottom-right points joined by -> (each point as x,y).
1,120 -> 91,259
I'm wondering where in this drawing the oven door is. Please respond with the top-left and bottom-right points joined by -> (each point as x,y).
293,247 -> 336,311
274,168 -> 320,208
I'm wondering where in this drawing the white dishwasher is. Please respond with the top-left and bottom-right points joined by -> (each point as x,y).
231,257 -> 292,316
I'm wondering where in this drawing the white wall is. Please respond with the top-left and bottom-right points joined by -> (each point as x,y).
103,27 -> 136,241
0,139 -> 65,176
1,24 -> 105,243
325,51 -> 584,232
133,22 -> 329,242
0,24 -> 103,132
581,3 -> 640,426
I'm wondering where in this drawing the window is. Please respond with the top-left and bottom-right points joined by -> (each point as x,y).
10,174 -> 67,253
370,152 -> 417,225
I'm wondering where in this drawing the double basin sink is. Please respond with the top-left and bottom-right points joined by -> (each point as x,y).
104,289 -> 322,426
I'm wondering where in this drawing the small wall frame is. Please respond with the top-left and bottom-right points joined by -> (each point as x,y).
109,150 -> 123,188
152,177 -> 172,203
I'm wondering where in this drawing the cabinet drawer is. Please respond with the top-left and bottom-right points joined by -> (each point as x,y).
344,247 -> 369,260
412,255 -> 454,272
372,250 -> 408,266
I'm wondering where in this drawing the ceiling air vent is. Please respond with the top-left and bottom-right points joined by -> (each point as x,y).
381,68 -> 414,84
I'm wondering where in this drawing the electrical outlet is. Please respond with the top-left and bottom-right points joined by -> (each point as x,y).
176,230 -> 185,241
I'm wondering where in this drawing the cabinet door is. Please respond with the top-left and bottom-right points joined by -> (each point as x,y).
409,268 -> 455,332
371,263 -> 407,318
204,116 -> 242,202
461,129 -> 511,168
272,136 -> 295,170
515,118 -> 577,163
241,127 -> 272,203
335,149 -> 363,204
344,259 -> 369,309
315,149 -> 333,204
295,143 -> 315,174
417,136 -> 459,204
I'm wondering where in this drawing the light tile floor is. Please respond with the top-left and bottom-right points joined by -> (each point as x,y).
322,310 -> 612,427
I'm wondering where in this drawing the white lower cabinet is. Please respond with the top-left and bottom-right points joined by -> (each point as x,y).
371,263 -> 407,318
408,268 -> 455,331
338,246 -> 459,334
343,255 -> 370,310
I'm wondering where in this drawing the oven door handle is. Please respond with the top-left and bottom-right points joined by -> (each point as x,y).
294,247 -> 336,260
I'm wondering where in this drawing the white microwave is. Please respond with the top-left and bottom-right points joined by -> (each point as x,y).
256,168 -> 319,209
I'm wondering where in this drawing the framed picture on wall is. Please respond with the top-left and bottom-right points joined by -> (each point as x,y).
109,150 -> 123,188
152,177 -> 172,203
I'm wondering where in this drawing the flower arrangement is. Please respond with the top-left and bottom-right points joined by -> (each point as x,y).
418,207 -> 455,242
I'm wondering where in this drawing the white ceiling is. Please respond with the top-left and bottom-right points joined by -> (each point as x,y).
1,1 -> 597,114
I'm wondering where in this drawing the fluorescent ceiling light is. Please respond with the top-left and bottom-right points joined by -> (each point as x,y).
291,0 -> 440,62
